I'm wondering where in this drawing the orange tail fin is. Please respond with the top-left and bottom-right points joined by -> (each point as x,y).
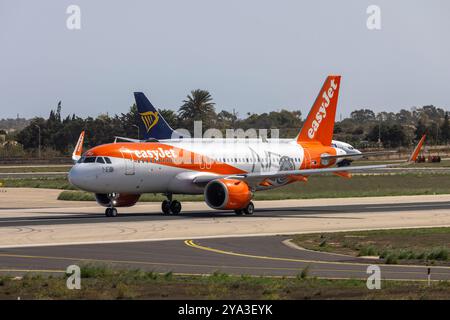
296,75 -> 341,146
408,134 -> 426,162
72,131 -> 85,161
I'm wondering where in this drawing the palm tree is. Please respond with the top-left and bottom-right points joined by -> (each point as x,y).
178,89 -> 216,129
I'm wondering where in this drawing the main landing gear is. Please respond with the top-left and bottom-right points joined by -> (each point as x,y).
161,194 -> 182,215
234,201 -> 255,216
105,207 -> 118,217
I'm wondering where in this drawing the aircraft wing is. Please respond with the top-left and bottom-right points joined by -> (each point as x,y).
114,136 -> 141,143
193,163 -> 388,185
321,151 -> 396,161
227,164 -> 388,182
114,136 -> 159,143
193,135 -> 426,185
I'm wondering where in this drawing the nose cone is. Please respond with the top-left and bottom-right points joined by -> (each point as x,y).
68,165 -> 97,191
68,165 -> 83,189
336,148 -> 346,156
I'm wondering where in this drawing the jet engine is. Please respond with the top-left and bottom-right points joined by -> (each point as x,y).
204,179 -> 252,210
95,193 -> 141,207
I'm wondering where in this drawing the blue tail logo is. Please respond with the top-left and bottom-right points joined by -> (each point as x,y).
134,92 -> 181,140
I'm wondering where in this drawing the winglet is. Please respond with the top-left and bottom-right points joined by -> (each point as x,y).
408,135 -> 426,163
72,131 -> 85,161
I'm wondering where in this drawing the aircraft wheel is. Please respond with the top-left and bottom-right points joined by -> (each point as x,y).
105,208 -> 118,217
110,208 -> 118,217
234,209 -> 243,215
243,202 -> 254,215
161,200 -> 171,215
170,200 -> 182,215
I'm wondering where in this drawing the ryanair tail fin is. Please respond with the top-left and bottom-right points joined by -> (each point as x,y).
134,92 -> 184,140
296,75 -> 341,145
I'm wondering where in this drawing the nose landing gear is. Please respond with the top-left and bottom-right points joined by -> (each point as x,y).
105,207 -> 118,217
161,193 -> 182,215
105,193 -> 118,217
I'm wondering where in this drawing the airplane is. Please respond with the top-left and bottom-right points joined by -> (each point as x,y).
68,75 -> 426,217
134,91 -> 364,166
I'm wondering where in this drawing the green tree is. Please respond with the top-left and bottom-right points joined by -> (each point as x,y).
158,109 -> 179,129
217,110 -> 237,129
350,109 -> 376,122
178,89 -> 216,130
367,123 -> 407,148
415,120 -> 427,141
440,113 -> 450,144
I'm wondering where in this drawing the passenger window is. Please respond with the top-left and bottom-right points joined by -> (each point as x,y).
96,157 -> 105,164
84,157 -> 96,163
104,157 -> 112,164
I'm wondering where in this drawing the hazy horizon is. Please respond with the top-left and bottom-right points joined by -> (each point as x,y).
1,1 -> 449,120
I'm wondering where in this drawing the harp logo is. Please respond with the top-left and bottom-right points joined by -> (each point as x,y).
140,111 -> 159,132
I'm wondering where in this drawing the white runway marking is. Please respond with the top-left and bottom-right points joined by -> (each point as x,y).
366,203 -> 450,209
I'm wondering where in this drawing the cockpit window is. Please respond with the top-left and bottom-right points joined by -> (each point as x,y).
104,157 -> 112,164
96,157 -> 105,164
83,157 -> 96,163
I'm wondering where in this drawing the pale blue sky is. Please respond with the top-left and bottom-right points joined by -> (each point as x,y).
0,0 -> 449,119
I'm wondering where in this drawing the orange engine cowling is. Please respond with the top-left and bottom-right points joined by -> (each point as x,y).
95,193 -> 140,207
204,179 -> 252,210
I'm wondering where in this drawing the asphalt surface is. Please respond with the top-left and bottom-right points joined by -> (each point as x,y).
0,235 -> 449,281
0,199 -> 450,280
0,199 -> 450,281
1,200 -> 450,227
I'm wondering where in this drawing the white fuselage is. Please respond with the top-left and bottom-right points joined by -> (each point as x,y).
68,138 -> 345,195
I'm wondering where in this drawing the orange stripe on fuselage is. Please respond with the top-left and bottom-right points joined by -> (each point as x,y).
298,141 -> 337,169
84,142 -> 247,175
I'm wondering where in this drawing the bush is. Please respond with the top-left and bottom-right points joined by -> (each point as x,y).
80,264 -> 112,278
359,246 -> 377,256
426,247 -> 448,261
319,239 -> 327,248
164,271 -> 173,280
58,190 -> 95,201
297,266 -> 310,280
385,254 -> 398,264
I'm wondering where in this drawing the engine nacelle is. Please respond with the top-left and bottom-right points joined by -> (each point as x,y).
95,193 -> 140,207
204,179 -> 252,210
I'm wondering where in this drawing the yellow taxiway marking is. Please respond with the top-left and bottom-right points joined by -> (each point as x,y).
184,240 -> 450,272
0,252 -> 337,272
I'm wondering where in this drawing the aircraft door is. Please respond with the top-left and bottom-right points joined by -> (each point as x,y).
120,148 -> 135,175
